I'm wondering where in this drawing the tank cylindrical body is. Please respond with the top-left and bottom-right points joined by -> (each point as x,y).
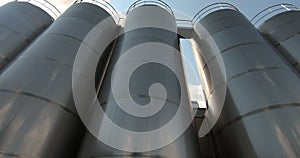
193,9 -> 300,157
77,5 -> 200,158
258,10 -> 300,72
0,3 -> 117,158
0,2 -> 53,69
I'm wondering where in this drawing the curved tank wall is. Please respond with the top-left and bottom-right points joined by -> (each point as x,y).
77,5 -> 200,158
193,9 -> 300,157
0,2 -> 117,158
0,2 -> 53,70
259,11 -> 300,72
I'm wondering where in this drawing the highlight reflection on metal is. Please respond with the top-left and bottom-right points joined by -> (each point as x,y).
192,2 -> 239,24
16,0 -> 61,18
77,4 -> 200,158
193,7 -> 300,158
258,5 -> 300,74
251,3 -> 299,26
0,3 -> 116,158
0,1 -> 53,70
126,0 -> 174,16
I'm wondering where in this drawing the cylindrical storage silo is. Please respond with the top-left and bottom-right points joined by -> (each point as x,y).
77,1 -> 200,158
0,1 -> 118,158
255,4 -> 300,72
0,1 -> 54,70
193,3 -> 300,158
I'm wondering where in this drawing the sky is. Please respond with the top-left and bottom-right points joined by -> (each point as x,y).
110,0 -> 300,19
1,0 -> 299,107
1,0 -> 298,20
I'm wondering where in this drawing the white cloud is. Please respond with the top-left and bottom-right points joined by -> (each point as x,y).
0,0 -> 14,6
188,84 -> 206,108
48,0 -> 74,12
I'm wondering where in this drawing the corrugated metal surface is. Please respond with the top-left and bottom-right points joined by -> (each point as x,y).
259,11 -> 300,73
0,3 -> 117,157
77,5 -> 200,158
194,9 -> 300,158
0,2 -> 53,70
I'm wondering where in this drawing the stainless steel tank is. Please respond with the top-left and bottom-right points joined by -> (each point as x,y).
255,4 -> 300,73
77,2 -> 200,158
0,2 -> 118,158
193,3 -> 300,158
0,1 -> 54,70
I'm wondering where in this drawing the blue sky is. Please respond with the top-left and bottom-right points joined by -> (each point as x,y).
110,0 -> 300,18
1,1 -> 298,23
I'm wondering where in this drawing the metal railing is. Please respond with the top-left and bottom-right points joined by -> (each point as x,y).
251,3 -> 299,26
192,2 -> 238,24
74,0 -> 120,24
126,0 -> 174,16
16,0 -> 61,19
